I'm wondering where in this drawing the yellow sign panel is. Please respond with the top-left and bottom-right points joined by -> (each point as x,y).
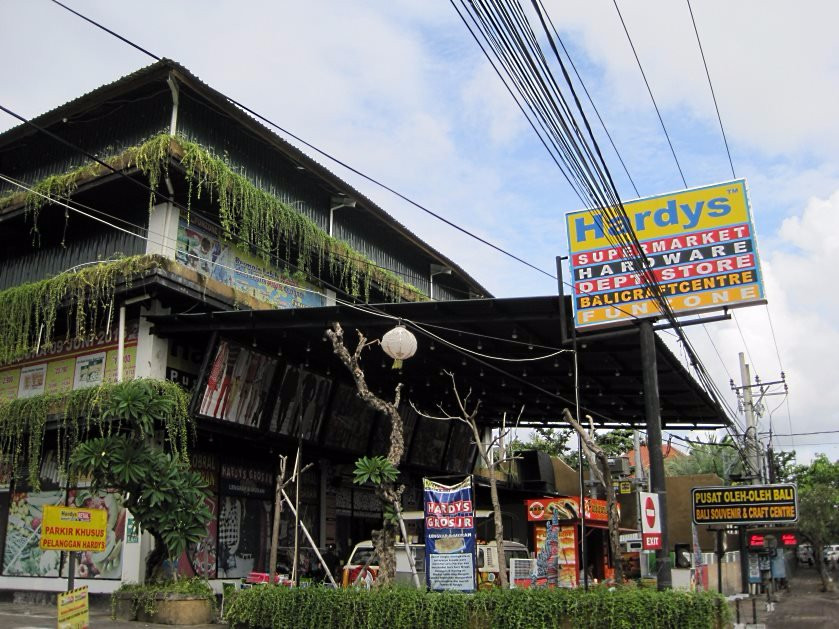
567,181 -> 751,249
58,586 -> 89,629
44,357 -> 76,394
691,484 -> 798,525
565,179 -> 766,329
40,506 -> 107,552
0,368 -> 19,401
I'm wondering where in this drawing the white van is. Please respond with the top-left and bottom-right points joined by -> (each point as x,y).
341,539 -> 529,588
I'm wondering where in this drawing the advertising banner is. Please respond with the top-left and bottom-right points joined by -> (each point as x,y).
566,179 -> 765,330
0,322 -> 138,402
57,586 -> 89,629
40,506 -> 107,552
423,477 -> 476,592
692,484 -> 798,525
176,216 -> 324,309
640,492 -> 662,550
525,496 -> 614,522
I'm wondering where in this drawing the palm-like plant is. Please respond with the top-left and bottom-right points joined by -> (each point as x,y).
69,380 -> 211,581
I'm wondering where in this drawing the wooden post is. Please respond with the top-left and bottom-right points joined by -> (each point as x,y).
281,488 -> 338,587
291,441 -> 302,585
268,455 -> 287,580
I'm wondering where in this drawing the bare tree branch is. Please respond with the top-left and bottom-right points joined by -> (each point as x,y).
325,322 -> 417,587
413,371 -> 510,587
562,407 -> 624,584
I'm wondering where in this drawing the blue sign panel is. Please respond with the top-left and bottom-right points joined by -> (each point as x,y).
423,477 -> 476,592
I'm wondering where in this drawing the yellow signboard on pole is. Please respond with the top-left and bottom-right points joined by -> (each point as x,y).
39,506 -> 107,552
565,179 -> 766,329
57,586 -> 89,629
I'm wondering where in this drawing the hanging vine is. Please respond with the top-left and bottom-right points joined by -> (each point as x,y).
0,254 -> 169,365
0,378 -> 192,491
0,134 -> 425,303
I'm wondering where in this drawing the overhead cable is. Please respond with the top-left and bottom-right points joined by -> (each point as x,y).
47,0 -> 556,282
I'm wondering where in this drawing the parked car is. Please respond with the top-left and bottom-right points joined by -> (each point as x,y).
341,539 -> 529,588
823,544 -> 839,563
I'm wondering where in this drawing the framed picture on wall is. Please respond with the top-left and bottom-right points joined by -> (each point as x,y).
268,366 -> 333,441
321,384 -> 376,453
196,338 -> 278,428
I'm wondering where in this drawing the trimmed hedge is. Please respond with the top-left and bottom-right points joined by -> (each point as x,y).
224,585 -> 728,629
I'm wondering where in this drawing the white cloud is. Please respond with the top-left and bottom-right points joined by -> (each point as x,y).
551,1 -> 839,158
1,1 -> 836,464
680,188 -> 839,462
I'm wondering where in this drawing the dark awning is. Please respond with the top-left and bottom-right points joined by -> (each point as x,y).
148,295 -> 731,430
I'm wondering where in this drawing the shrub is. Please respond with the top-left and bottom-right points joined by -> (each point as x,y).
112,577 -> 216,618
223,585 -> 728,629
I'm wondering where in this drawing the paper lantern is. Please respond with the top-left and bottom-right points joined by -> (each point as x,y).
381,325 -> 417,369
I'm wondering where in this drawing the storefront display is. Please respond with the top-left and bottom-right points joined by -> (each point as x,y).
524,495 -> 619,588
2,451 -> 126,579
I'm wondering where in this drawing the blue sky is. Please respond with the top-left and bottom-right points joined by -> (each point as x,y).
2,1 -> 837,464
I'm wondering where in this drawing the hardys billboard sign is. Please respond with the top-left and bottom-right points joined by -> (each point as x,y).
423,477 -> 476,592
566,179 -> 765,330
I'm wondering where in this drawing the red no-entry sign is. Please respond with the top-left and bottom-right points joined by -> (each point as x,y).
640,492 -> 662,550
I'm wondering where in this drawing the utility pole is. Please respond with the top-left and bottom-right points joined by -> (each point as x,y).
640,320 -> 671,590
739,353 -> 761,484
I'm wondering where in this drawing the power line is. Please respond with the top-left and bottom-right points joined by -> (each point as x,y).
535,0 -> 639,197
457,0 -> 736,429
684,0 -> 791,448
685,0 -> 735,179
732,311 -> 759,379
611,0 -> 687,188
47,0 -> 556,283
47,0 -> 684,333
773,441 -> 839,447
40,0 -> 733,430
534,1 -> 737,413
760,429 -> 839,438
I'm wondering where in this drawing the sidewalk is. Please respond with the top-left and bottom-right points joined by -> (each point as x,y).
766,566 -> 839,628
0,602 -> 225,629
728,566 -> 839,628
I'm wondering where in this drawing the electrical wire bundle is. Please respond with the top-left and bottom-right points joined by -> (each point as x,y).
453,0 -> 759,472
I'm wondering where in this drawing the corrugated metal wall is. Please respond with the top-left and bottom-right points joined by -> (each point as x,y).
0,81 -> 460,301
0,230 -> 145,291
178,90 -> 433,299
178,92 -> 329,231
0,89 -> 171,197
332,211 -> 429,296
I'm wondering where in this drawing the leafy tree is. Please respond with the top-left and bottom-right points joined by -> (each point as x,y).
511,427 -> 574,460
665,436 -> 744,479
69,380 -> 211,581
596,429 -> 635,458
768,449 -> 797,482
791,454 -> 839,592
513,428 -> 635,470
